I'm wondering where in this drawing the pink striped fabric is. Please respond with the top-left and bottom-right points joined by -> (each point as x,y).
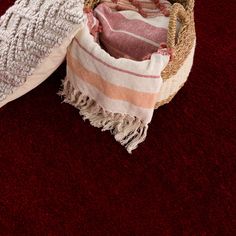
94,3 -> 170,61
100,0 -> 171,18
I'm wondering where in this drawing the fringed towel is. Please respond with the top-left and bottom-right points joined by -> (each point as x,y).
60,13 -> 170,153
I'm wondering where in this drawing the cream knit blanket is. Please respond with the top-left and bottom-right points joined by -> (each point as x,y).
0,0 -> 84,101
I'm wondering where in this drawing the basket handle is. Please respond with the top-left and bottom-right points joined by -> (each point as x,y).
167,3 -> 189,50
185,0 -> 195,11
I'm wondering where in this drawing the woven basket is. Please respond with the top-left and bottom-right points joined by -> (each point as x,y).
84,0 -> 196,109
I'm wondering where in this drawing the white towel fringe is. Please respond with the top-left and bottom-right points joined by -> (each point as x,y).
58,78 -> 148,153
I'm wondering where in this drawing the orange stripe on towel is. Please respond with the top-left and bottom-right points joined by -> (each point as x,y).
67,53 -> 158,109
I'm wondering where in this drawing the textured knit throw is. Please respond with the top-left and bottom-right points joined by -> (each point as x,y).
0,0 -> 84,101
61,14 -> 171,153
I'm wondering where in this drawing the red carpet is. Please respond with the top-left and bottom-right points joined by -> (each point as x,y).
0,1 -> 235,235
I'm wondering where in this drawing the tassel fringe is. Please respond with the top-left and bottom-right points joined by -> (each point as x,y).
58,79 -> 148,154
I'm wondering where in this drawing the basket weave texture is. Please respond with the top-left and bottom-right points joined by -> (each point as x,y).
162,0 -> 196,80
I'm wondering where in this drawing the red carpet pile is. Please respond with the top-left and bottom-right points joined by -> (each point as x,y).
0,0 -> 235,235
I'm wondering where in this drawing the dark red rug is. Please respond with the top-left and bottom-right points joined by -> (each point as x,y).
0,1 -> 235,235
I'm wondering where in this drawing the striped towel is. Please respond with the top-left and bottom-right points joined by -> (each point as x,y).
99,0 -> 171,18
60,16 -> 170,153
93,3 -> 170,60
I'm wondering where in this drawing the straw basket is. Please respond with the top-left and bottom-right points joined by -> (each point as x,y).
84,0 -> 196,109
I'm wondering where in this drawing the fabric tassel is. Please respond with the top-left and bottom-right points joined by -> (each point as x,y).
58,79 -> 148,154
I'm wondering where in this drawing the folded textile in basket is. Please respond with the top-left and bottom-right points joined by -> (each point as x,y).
60,16 -> 170,153
93,3 -> 171,60
99,0 -> 171,18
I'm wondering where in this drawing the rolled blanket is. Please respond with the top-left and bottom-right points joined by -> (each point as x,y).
93,3 -> 171,60
60,16 -> 170,153
0,0 -> 84,106
99,0 -> 171,18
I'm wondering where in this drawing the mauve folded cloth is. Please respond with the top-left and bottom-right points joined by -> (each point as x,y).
92,2 -> 171,60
